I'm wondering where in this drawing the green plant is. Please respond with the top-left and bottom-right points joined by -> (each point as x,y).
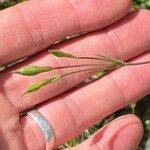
133,0 -> 150,9
13,49 -> 150,95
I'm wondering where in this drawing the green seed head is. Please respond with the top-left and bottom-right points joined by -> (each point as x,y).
49,49 -> 78,58
23,80 -> 47,95
23,75 -> 62,95
13,65 -> 53,76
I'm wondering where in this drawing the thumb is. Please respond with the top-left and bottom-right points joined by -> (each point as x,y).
70,114 -> 143,150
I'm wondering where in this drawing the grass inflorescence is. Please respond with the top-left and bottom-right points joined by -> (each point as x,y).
13,49 -> 150,95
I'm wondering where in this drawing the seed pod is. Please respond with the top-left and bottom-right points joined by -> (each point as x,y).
13,65 -> 53,76
23,75 -> 62,95
49,49 -> 78,58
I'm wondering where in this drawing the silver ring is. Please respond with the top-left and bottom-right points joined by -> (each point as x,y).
27,110 -> 55,150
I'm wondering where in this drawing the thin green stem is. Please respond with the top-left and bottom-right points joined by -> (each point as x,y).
53,63 -> 112,70
78,56 -> 110,61
125,61 -> 150,66
62,67 -> 104,77
95,54 -> 114,61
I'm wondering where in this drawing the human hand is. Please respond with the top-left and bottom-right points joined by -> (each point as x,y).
0,0 -> 150,149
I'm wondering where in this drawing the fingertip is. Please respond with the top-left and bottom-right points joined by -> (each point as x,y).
109,114 -> 143,150
95,114 -> 143,149
75,114 -> 143,150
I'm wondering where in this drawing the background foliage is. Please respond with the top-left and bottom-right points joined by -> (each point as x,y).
0,0 -> 150,149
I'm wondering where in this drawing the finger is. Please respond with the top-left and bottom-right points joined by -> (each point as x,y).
0,0 -> 131,65
73,115 -> 143,150
1,10 -> 150,111
0,95 -> 23,149
20,52 -> 150,149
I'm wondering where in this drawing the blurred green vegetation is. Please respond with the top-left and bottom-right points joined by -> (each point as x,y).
133,0 -> 150,8
0,0 -> 24,10
0,0 -> 150,149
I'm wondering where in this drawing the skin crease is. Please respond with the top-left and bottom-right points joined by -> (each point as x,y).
0,0 -> 149,149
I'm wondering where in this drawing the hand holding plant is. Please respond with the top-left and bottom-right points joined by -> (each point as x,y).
0,0 -> 150,150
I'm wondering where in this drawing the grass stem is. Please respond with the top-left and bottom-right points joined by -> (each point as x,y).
125,61 -> 150,66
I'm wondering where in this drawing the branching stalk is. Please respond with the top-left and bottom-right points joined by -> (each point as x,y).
13,49 -> 150,95
23,67 -> 106,95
